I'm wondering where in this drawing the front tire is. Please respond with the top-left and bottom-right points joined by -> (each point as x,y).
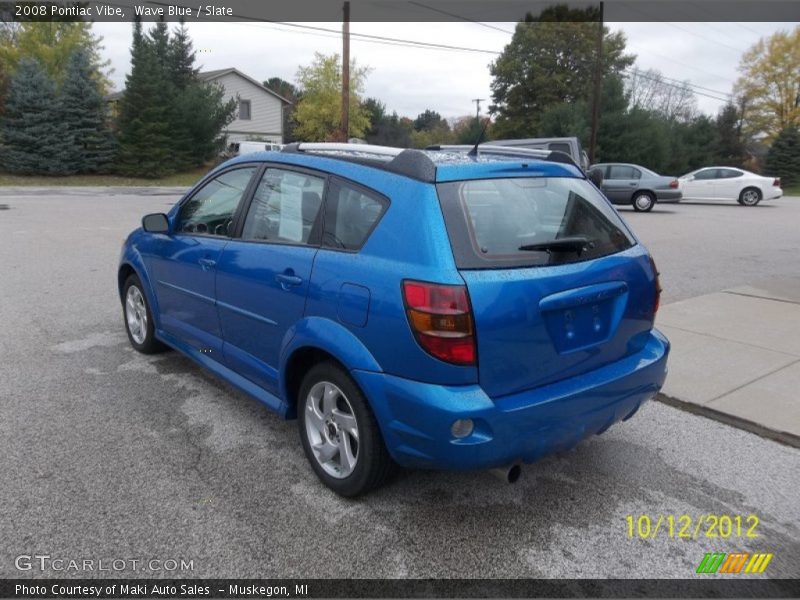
632,191 -> 656,212
123,274 -> 166,354
739,187 -> 761,206
298,361 -> 396,497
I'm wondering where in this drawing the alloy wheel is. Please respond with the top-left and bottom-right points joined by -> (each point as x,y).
125,285 -> 148,345
304,381 -> 360,478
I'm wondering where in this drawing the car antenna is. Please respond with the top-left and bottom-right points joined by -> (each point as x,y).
467,117 -> 491,158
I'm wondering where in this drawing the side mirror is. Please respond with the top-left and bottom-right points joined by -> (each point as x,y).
142,213 -> 170,234
587,168 -> 604,187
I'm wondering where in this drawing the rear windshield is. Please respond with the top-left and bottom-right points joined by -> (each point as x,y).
437,177 -> 635,269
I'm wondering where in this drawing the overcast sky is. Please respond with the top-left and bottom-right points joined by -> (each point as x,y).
94,21 -> 795,119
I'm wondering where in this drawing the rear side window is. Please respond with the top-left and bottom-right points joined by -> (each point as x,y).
322,179 -> 388,251
608,165 -> 640,179
437,177 -> 635,269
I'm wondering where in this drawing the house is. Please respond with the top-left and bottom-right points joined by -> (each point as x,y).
106,67 -> 291,144
199,68 -> 290,144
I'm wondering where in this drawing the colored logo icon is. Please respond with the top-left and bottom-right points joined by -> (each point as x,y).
696,552 -> 773,574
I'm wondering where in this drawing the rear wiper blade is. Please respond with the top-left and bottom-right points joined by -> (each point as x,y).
518,236 -> 593,254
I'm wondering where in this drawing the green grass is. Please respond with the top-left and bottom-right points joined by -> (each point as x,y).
783,184 -> 800,197
0,167 -> 208,188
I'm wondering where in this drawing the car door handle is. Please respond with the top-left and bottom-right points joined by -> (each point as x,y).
275,272 -> 303,289
198,258 -> 216,271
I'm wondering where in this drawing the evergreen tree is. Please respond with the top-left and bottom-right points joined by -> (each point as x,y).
714,103 -> 746,167
765,126 -> 800,186
61,48 -> 116,173
115,20 -> 174,177
0,58 -> 71,174
168,21 -> 197,90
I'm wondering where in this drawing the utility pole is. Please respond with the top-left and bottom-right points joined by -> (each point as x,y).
472,98 -> 485,122
588,1 -> 604,164
341,1 -> 350,142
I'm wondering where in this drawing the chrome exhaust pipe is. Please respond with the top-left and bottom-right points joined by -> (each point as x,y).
489,464 -> 522,484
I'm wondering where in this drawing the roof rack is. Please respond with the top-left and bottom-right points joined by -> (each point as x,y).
280,141 -> 580,182
426,144 -> 579,168
282,142 -> 437,181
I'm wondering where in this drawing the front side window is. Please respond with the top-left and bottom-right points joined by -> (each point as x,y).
437,177 -> 635,269
177,167 -> 257,236
322,179 -> 388,251
241,168 -> 325,245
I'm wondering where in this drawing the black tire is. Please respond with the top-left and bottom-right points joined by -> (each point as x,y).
122,274 -> 167,354
739,187 -> 762,206
632,191 -> 656,212
298,361 -> 396,497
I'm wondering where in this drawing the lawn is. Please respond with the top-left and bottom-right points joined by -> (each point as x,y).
784,184 -> 800,197
0,167 -> 208,188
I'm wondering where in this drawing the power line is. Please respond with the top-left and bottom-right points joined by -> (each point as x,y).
407,2 -> 515,34
623,68 -> 731,103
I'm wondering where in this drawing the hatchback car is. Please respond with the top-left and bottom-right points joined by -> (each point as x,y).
590,163 -> 681,212
119,143 -> 670,496
679,167 -> 782,205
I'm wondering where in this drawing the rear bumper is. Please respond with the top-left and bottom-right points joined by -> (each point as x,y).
655,189 -> 682,203
766,188 -> 783,200
353,329 -> 670,471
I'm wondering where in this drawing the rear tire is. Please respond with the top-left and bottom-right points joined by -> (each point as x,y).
123,274 -> 166,354
298,361 -> 396,497
632,191 -> 655,212
739,187 -> 761,206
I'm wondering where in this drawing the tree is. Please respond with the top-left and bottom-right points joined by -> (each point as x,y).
714,102 -> 746,167
735,26 -> 800,142
625,68 -> 697,122
115,20 -> 174,176
453,115 -> 490,145
364,109 -> 413,147
0,58 -> 70,174
115,20 -> 235,175
0,22 -> 110,91
413,109 -> 449,132
765,126 -> 800,186
264,76 -> 301,142
61,48 -> 116,173
168,21 -> 197,90
293,52 -> 371,141
489,6 -> 634,138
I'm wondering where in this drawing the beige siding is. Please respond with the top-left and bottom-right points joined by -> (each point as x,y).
214,72 -> 284,143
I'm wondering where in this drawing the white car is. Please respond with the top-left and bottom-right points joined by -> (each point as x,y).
679,167 -> 782,206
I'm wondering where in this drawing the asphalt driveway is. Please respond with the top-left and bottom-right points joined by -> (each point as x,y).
0,188 -> 798,579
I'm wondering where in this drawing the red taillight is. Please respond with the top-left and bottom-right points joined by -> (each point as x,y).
773,178 -> 781,187
649,256 -> 662,316
669,179 -> 679,189
402,280 -> 476,365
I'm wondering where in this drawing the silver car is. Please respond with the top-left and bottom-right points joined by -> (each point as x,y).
590,163 -> 682,212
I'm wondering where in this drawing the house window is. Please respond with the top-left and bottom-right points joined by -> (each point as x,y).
239,99 -> 251,120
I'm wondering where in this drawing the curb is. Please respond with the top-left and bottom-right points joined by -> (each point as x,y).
656,392 -> 800,449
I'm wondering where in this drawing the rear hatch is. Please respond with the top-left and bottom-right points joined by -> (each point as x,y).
437,175 -> 658,399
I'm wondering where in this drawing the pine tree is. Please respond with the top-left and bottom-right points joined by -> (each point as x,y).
0,58 -> 71,174
168,21 -> 197,90
61,48 -> 116,173
115,19 -> 174,177
765,126 -> 800,186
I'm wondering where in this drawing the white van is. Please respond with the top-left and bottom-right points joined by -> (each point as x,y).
231,141 -> 284,156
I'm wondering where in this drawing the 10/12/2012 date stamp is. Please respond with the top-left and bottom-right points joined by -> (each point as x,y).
625,514 -> 760,540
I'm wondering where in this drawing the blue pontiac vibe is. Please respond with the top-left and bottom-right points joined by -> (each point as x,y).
118,143 -> 670,496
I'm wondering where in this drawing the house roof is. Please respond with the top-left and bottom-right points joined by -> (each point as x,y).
105,68 -> 293,104
198,68 -> 292,105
